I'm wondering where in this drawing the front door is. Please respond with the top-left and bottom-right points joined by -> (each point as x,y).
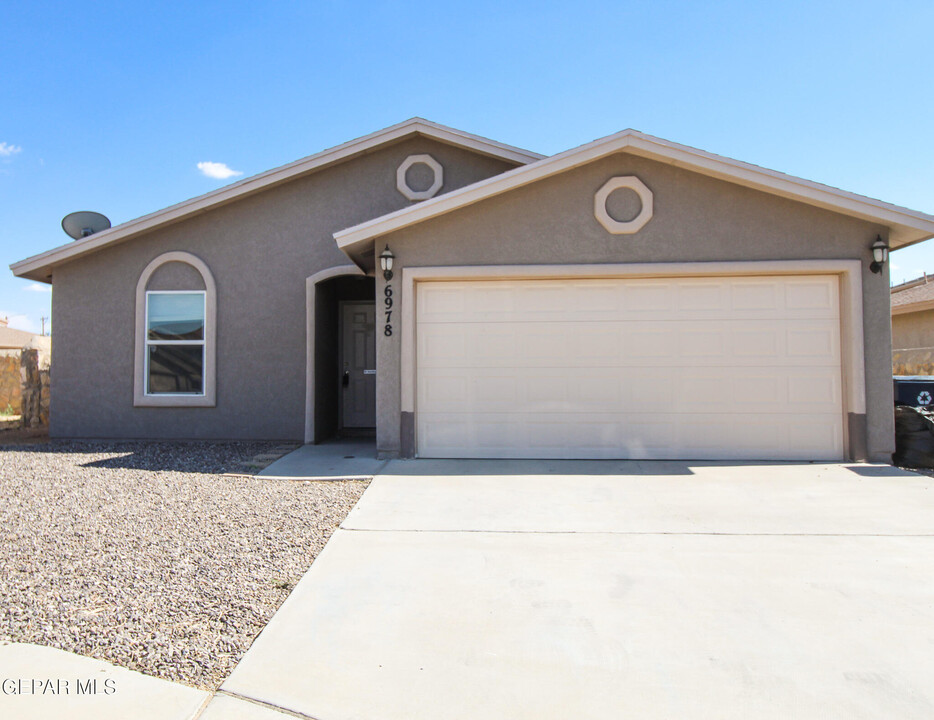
341,302 -> 376,428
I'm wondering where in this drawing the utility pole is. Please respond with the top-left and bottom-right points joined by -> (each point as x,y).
40,317 -> 48,336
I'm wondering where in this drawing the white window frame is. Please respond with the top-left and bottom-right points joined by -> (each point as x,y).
144,290 -> 207,397
134,251 -> 217,408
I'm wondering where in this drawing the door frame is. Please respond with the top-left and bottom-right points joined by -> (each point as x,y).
399,260 -> 866,460
305,265 -> 367,444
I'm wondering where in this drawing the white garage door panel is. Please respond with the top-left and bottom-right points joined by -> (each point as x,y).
418,366 -> 840,415
418,411 -> 842,460
416,277 -> 839,323
418,319 -> 840,367
416,276 -> 844,460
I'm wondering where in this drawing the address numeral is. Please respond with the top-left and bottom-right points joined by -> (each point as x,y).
384,283 -> 394,336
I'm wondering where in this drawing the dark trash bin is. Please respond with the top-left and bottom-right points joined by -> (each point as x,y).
893,376 -> 934,407
893,405 -> 934,467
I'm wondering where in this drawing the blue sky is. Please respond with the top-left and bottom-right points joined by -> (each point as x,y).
3,1 -> 933,333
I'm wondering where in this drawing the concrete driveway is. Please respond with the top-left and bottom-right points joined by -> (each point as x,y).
212,461 -> 934,720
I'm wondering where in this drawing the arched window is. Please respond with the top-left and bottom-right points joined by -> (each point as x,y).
134,251 -> 216,407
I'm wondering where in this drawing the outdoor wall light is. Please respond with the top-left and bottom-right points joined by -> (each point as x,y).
870,235 -> 889,274
379,245 -> 395,281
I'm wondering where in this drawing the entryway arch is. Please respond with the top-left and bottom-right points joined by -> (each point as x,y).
305,266 -> 375,443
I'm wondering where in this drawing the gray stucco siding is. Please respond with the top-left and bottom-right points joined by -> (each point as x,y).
372,152 -> 893,461
49,137 -> 517,439
147,261 -> 207,291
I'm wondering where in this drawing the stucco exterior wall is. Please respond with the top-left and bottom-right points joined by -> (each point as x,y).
373,152 -> 894,461
892,309 -> 934,350
892,309 -> 934,375
50,137 -> 517,439
147,261 -> 207,291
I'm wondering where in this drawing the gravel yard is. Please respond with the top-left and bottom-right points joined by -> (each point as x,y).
0,440 -> 368,690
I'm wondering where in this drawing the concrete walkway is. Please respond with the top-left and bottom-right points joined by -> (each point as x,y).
214,461 -> 934,719
258,438 -> 386,480
0,642 -> 210,720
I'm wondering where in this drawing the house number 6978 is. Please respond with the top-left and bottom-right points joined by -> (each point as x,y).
383,284 -> 393,336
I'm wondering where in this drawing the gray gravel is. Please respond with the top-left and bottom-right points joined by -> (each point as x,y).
0,440 -> 368,690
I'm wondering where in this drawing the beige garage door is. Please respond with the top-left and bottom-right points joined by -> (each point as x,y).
416,276 -> 844,460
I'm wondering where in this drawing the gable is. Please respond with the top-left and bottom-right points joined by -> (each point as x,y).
46,134 -> 524,324
12,119 -> 541,283
355,150 -> 890,270
336,129 -> 934,259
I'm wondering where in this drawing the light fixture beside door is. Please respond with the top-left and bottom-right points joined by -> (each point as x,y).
380,245 -> 395,281
870,235 -> 888,274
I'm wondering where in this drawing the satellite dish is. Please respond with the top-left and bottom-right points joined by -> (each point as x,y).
62,211 -> 111,240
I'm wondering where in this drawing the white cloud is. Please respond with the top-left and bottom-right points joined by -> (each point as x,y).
197,161 -> 242,179
23,283 -> 51,293
0,142 -> 22,157
0,312 -> 39,334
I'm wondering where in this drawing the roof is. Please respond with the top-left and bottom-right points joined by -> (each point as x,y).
11,119 -> 544,283
892,276 -> 934,315
335,128 -> 934,257
0,325 -> 39,350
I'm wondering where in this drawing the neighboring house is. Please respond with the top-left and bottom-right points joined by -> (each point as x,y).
0,318 -> 42,350
891,275 -> 934,375
11,119 -> 934,462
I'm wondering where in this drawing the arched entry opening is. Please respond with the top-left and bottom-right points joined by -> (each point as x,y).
306,269 -> 375,443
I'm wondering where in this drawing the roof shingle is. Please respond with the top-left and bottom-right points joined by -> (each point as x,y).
892,278 -> 934,309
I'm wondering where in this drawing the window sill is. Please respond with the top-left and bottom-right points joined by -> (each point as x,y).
133,393 -> 216,408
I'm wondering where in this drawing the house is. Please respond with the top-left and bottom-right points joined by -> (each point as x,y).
891,275 -> 934,375
0,317 -> 45,351
11,119 -> 934,461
